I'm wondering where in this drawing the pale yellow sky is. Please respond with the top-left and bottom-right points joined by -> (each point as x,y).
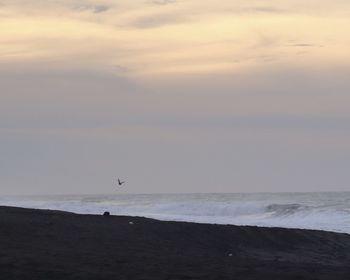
1,1 -> 350,194
1,0 -> 350,79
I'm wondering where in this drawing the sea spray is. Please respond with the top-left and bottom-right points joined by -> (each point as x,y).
1,192 -> 350,233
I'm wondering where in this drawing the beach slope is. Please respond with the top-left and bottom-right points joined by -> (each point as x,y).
1,206 -> 350,279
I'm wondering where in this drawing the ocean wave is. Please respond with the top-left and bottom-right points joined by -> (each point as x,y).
265,203 -> 309,216
1,193 -> 350,233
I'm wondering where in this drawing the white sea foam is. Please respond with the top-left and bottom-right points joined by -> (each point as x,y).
1,192 -> 350,233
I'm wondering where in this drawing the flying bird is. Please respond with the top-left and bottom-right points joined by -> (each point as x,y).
117,178 -> 125,186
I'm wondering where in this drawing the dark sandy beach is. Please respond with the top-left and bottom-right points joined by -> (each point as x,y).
1,206 -> 350,280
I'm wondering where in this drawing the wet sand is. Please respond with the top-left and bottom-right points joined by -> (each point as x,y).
1,205 -> 350,279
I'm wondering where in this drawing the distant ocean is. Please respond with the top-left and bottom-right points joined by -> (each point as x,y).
1,192 -> 350,234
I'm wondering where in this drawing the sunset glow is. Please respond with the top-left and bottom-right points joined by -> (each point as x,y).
1,1 -> 350,78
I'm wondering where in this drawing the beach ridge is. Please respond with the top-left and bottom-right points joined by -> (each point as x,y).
1,205 -> 350,279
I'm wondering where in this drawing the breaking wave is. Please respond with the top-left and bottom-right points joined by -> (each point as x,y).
1,193 -> 350,233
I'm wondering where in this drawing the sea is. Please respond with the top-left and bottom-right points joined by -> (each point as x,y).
1,192 -> 350,234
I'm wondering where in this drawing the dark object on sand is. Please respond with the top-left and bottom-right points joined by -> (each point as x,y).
103,211 -> 110,216
1,206 -> 350,280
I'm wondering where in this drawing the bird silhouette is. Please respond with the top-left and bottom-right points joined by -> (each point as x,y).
118,178 -> 125,186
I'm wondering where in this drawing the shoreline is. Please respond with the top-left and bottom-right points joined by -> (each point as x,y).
1,205 -> 350,279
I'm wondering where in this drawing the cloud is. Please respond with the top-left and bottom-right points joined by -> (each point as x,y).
245,6 -> 288,14
288,43 -> 316,47
151,0 -> 177,5
73,4 -> 110,14
0,0 -> 349,78
93,5 -> 110,14
128,13 -> 187,29
112,64 -> 130,74
286,43 -> 325,49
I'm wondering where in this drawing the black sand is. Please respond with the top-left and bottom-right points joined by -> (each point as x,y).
1,206 -> 350,280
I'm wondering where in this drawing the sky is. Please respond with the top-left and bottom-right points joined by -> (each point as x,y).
1,0 -> 350,194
